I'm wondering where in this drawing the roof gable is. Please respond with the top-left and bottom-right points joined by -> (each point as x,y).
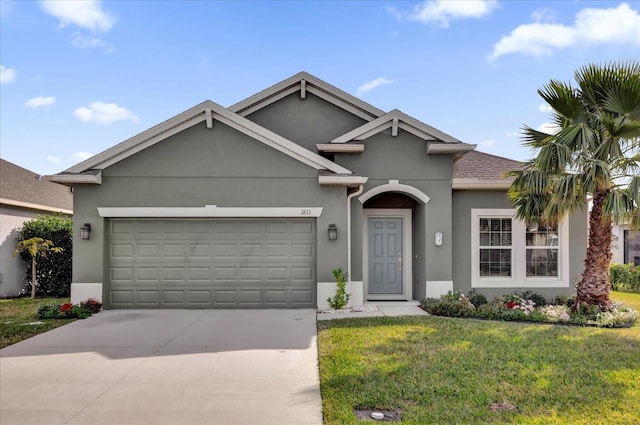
56,99 -> 353,182
0,159 -> 72,212
229,72 -> 385,121
327,109 -> 475,154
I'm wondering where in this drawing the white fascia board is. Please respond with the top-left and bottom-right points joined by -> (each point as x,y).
98,205 -> 324,218
396,111 -> 463,144
0,198 -> 73,215
306,86 -> 378,121
316,144 -> 365,153
65,101 -> 216,173
62,99 -> 352,176
46,171 -> 102,185
231,86 -> 300,117
229,71 -> 384,120
318,175 -> 368,186
427,143 -> 476,154
212,107 -> 353,174
452,179 -> 512,190
330,113 -> 396,144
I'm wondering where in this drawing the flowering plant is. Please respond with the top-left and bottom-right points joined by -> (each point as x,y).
59,303 -> 73,313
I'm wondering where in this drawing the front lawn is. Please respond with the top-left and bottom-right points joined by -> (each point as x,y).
0,297 -> 74,349
318,292 -> 640,424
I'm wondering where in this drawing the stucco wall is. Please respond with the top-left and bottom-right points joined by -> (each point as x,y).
0,207 -> 34,297
71,121 -> 349,296
245,92 -> 368,151
0,206 -> 72,298
452,190 -> 587,300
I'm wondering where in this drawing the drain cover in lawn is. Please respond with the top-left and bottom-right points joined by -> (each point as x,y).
354,408 -> 402,422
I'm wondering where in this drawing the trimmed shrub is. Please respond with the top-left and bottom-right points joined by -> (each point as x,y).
467,290 -> 488,307
520,291 -> 546,307
18,215 -> 72,297
610,263 -> 640,293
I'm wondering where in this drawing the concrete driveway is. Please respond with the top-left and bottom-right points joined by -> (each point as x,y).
0,309 -> 322,425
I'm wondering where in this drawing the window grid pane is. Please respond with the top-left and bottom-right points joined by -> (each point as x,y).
525,222 -> 559,277
479,217 -> 512,277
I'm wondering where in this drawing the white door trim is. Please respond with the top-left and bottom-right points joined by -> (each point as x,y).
363,208 -> 412,301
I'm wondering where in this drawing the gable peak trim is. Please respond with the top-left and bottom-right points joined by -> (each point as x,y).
229,72 -> 385,121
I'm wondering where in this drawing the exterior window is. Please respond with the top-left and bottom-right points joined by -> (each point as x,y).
526,223 -> 559,277
471,209 -> 569,288
479,218 -> 512,277
625,230 -> 640,266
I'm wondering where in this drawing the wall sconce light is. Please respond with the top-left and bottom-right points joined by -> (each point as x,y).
328,224 -> 338,241
80,223 -> 91,240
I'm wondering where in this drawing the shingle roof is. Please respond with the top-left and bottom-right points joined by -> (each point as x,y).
453,150 -> 523,182
0,159 -> 73,212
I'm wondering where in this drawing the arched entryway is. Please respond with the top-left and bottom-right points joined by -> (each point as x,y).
360,189 -> 425,301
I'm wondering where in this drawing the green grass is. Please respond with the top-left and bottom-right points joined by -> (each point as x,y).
0,297 -> 74,349
318,293 -> 640,425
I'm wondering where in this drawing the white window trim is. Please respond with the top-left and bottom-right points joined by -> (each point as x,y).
471,209 -> 569,288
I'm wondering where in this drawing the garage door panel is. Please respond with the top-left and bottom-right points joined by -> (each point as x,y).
108,219 -> 316,308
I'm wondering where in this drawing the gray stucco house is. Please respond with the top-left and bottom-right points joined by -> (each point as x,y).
49,72 -> 586,309
1,159 -> 73,297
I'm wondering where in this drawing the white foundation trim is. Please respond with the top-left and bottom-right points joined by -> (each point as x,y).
363,209 -> 412,301
359,180 -> 430,204
426,281 -> 454,299
98,205 -> 323,218
70,283 -> 103,304
317,281 -> 365,310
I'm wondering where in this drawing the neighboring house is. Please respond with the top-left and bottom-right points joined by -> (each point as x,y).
612,225 -> 640,266
0,159 -> 73,298
49,72 -> 587,309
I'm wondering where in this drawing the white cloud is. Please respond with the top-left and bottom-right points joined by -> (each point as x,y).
356,77 -> 394,96
40,0 -> 115,32
25,96 -> 56,108
531,8 -> 556,23
47,155 -> 62,165
407,0 -> 498,28
70,152 -> 93,162
0,65 -> 16,84
74,101 -> 139,124
538,103 -> 553,113
71,34 -> 105,48
536,121 -> 561,134
491,3 -> 640,59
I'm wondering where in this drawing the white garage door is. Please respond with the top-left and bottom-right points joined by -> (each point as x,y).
107,219 -> 316,308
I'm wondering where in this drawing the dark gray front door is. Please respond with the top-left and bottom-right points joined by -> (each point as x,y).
368,217 -> 403,295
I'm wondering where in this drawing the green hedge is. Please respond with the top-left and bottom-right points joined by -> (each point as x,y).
610,263 -> 640,293
18,215 -> 73,297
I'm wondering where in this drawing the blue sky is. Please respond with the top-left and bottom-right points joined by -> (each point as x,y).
1,0 -> 639,176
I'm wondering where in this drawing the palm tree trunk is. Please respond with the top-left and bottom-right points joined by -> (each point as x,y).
575,187 -> 612,311
31,257 -> 37,300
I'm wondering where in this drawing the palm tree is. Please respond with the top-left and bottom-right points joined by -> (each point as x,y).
508,62 -> 640,311
13,237 -> 64,299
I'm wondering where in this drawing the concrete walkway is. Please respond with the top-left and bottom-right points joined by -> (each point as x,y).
1,310 -> 322,425
316,300 -> 429,321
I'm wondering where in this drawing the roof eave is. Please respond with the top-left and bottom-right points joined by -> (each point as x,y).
318,175 -> 369,187
452,179 -> 513,190
316,143 -> 365,153
427,143 -> 476,155
46,171 -> 102,185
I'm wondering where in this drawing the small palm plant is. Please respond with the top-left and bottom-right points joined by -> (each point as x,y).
327,267 -> 350,310
13,237 -> 64,299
